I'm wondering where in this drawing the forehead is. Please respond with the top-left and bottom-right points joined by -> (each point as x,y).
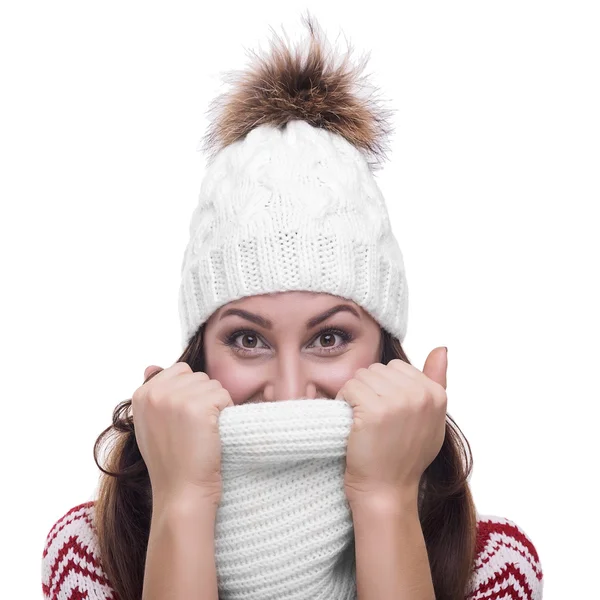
211,291 -> 367,324
230,291 -> 352,308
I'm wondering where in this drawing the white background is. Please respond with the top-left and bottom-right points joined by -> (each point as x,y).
2,2 -> 598,598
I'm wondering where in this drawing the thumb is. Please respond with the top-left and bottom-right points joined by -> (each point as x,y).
422,347 -> 448,390
144,365 -> 163,382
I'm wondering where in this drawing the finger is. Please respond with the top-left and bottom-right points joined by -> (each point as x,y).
144,365 -> 163,382
385,358 -> 423,382
353,366 -> 399,397
422,347 -> 447,390
336,378 -> 378,407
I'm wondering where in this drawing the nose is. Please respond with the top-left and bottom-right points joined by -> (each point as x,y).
263,356 -> 319,402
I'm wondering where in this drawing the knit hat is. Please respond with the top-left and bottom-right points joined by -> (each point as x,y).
177,12 -> 409,350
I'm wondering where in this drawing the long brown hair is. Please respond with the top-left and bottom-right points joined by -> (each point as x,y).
93,323 -> 478,600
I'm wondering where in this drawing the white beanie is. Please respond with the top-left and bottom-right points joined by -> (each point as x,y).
173,13 -> 412,599
178,12 -> 409,349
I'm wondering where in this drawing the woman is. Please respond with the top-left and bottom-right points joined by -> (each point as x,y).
41,12 -> 544,600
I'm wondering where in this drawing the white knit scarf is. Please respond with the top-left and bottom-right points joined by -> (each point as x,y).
214,398 -> 357,600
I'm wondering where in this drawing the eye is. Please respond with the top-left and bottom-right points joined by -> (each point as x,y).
224,327 -> 353,356
308,328 -> 352,353
226,331 -> 267,352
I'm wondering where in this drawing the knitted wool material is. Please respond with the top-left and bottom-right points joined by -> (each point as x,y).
215,398 -> 356,600
41,503 -> 545,600
177,119 -> 409,352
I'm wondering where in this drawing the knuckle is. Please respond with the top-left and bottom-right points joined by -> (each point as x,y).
201,378 -> 223,394
203,374 -> 220,387
132,384 -> 154,407
436,389 -> 448,408
369,405 -> 388,423
145,387 -> 165,408
131,386 -> 143,404
428,381 -> 447,405
409,386 -> 429,409
181,397 -> 202,417
422,390 -> 435,408
217,388 -> 231,401
171,361 -> 192,374
367,362 -> 385,371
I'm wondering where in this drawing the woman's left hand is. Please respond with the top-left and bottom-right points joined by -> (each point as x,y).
336,347 -> 448,508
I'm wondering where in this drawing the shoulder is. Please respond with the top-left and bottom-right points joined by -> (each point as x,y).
41,500 -> 118,600
466,513 -> 544,600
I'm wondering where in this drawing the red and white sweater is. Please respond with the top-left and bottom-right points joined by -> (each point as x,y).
41,501 -> 544,599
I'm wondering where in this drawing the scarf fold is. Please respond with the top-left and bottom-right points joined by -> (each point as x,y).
215,398 -> 357,600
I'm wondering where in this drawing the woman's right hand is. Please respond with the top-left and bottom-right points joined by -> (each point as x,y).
132,361 -> 234,507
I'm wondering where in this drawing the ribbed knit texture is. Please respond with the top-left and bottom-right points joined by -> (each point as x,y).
177,119 -> 409,351
215,399 -> 356,600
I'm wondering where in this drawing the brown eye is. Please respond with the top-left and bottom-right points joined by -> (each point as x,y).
240,333 -> 258,348
319,332 -> 336,348
225,327 -> 353,356
225,330 -> 267,354
310,328 -> 353,353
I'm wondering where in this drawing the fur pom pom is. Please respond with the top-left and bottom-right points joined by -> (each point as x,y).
199,11 -> 396,172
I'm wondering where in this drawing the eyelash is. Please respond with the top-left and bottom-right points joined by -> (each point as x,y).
224,327 -> 353,356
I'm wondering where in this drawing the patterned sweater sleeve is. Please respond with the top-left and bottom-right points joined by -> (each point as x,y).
41,501 -> 119,600
466,514 -> 544,600
42,504 -> 543,599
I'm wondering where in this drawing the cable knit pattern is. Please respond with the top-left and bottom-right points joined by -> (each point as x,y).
177,119 -> 409,352
42,400 -> 544,599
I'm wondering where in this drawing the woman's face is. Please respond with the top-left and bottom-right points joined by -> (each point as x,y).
202,291 -> 383,404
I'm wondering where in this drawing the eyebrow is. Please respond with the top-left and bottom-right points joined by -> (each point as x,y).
218,303 -> 361,330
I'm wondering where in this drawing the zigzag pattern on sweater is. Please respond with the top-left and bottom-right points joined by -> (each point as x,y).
41,501 -> 544,600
